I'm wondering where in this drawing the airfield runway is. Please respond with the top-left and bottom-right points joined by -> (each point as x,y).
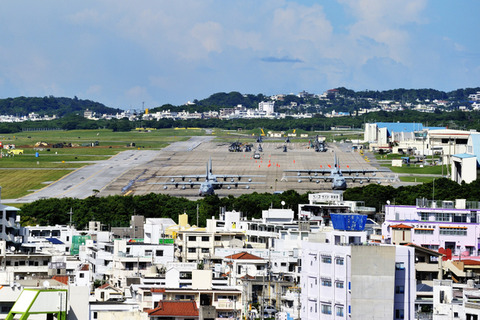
3,136 -> 395,203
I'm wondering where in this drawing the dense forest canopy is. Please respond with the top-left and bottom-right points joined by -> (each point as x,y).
0,96 -> 122,117
17,178 -> 480,229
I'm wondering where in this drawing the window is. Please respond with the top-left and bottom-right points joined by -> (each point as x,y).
395,262 -> 405,270
336,257 -> 344,265
156,250 -> 164,257
435,212 -> 451,222
439,228 -> 467,236
321,304 -> 332,315
336,306 -> 344,316
188,236 -> 196,241
414,229 -> 434,235
321,255 -> 332,264
419,212 -> 429,221
321,278 -> 332,287
395,308 -> 404,319
395,286 -> 404,294
336,281 -> 344,289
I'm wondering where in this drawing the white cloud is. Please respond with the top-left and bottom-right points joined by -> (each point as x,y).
189,21 -> 224,57
338,0 -> 428,65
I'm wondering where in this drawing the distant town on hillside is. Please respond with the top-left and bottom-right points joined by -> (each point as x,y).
1,87 -> 480,123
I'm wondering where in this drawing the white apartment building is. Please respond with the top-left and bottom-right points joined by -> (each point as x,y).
301,214 -> 415,320
258,101 -> 275,115
22,224 -> 79,254
0,190 -> 23,248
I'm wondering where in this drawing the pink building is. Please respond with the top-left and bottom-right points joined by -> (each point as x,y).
382,199 -> 480,257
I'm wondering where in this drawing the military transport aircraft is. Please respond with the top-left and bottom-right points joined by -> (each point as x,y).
151,158 -> 264,196
283,153 -> 388,190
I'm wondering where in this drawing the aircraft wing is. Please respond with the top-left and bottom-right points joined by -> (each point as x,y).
344,174 -> 398,182
340,168 -> 388,176
283,169 -> 332,176
214,174 -> 265,182
155,175 -> 204,182
212,181 -> 264,186
150,181 -> 203,188
282,175 -> 334,182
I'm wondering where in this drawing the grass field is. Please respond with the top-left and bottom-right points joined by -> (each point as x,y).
385,164 -> 447,175
399,176 -> 435,183
1,169 -> 73,199
0,128 -> 208,200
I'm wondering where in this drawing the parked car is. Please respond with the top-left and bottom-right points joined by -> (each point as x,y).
263,306 -> 277,317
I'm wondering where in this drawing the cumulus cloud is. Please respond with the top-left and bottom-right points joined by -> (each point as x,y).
0,0 -> 477,107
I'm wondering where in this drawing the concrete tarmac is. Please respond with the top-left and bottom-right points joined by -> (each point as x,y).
101,138 -> 395,199
2,136 -> 396,203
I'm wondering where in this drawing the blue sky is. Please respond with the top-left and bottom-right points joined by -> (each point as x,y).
0,0 -> 479,110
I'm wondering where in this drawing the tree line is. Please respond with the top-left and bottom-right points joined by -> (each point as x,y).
0,96 -> 121,117
3,108 -> 480,134
19,190 -> 308,229
17,178 -> 480,229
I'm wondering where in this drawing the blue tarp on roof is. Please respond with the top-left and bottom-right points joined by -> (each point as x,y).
46,238 -> 64,245
330,214 -> 367,231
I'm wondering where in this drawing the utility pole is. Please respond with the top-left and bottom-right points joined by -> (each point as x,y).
68,208 -> 73,227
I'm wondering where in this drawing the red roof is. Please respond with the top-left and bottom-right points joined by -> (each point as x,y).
225,252 -> 263,260
460,259 -> 480,266
390,224 -> 413,229
98,283 -> 111,289
52,275 -> 68,285
147,301 -> 198,317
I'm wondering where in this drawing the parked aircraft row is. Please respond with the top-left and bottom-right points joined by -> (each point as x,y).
151,158 -> 264,196
283,153 -> 389,190
151,153 -> 390,195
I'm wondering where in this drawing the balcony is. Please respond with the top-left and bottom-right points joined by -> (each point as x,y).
215,300 -> 235,309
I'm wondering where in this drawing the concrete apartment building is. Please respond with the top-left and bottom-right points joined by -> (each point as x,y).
0,189 -> 23,249
301,214 -> 415,320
